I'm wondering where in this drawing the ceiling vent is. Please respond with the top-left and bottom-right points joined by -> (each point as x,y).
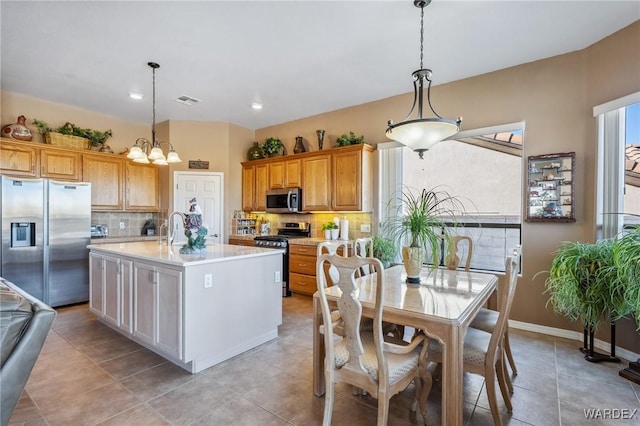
175,95 -> 201,106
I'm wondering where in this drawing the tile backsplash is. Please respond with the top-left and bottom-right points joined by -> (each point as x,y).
91,212 -> 161,238
246,212 -> 374,240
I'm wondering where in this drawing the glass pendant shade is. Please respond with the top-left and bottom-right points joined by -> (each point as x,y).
166,149 -> 181,163
153,157 -> 168,166
133,155 -> 150,164
127,145 -> 144,159
148,145 -> 164,160
386,118 -> 461,151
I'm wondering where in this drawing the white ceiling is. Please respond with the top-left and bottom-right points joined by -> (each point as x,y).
2,1 -> 639,130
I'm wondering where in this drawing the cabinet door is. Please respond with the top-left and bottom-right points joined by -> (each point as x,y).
269,161 -> 285,189
332,150 -> 361,210
89,253 -> 104,316
0,141 -> 37,177
254,163 -> 269,211
126,162 -> 159,211
83,154 -> 124,210
285,159 -> 301,188
133,262 -> 156,345
103,256 -> 120,327
155,267 -> 183,360
41,149 -> 81,181
120,259 -> 133,333
242,164 -> 255,211
301,154 -> 331,211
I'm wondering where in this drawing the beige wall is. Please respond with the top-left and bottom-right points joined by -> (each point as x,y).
2,22 -> 638,351
256,22 -> 640,352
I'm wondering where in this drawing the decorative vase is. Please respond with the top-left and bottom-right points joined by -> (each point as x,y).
402,246 -> 425,283
293,136 -> 306,154
316,129 -> 325,150
2,115 -> 33,141
247,142 -> 264,161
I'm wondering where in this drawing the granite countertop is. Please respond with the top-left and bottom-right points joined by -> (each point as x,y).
87,241 -> 284,266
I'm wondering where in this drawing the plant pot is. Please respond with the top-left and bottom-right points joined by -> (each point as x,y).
402,246 -> 425,283
330,229 -> 339,240
324,230 -> 331,240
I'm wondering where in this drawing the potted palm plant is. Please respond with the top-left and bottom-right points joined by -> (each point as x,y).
382,187 -> 465,283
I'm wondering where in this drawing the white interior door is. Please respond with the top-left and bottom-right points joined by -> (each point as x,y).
173,172 -> 223,244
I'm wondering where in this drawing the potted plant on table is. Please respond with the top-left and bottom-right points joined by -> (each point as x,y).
382,187 -> 465,283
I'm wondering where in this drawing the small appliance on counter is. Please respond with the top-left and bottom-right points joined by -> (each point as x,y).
141,219 -> 156,236
91,224 -> 108,238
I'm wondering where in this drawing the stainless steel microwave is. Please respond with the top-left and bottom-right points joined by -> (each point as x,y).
265,188 -> 302,213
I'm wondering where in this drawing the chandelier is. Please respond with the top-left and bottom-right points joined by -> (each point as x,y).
127,62 -> 181,165
385,0 -> 461,159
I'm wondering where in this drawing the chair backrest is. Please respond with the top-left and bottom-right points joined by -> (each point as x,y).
354,237 -> 373,258
316,253 -> 386,379
438,235 -> 473,271
487,246 -> 521,361
317,240 -> 349,256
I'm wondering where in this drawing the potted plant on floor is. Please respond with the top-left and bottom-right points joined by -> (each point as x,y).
372,235 -> 397,268
382,187 -> 465,283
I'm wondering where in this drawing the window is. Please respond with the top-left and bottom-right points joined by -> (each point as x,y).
595,93 -> 640,238
378,123 -> 524,272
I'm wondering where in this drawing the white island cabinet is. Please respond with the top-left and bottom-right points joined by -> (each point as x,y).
88,241 -> 284,373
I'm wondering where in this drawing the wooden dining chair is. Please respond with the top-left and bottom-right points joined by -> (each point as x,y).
424,247 -> 521,426
470,245 -> 522,387
316,253 -> 431,426
438,235 -> 473,271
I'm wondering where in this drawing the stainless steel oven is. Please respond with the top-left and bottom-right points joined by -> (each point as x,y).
254,222 -> 310,297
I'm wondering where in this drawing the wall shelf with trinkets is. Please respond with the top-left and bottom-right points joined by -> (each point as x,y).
526,152 -> 575,223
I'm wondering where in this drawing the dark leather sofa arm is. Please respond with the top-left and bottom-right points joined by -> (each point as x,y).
0,279 -> 55,426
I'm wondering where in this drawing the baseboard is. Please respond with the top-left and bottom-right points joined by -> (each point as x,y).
509,319 -> 640,362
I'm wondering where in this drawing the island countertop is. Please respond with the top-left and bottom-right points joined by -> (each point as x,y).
87,241 -> 283,266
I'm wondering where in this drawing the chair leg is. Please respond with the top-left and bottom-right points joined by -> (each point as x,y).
496,357 -> 513,412
485,367 -> 503,426
504,330 -> 518,375
377,392 -> 390,426
502,349 -> 514,394
323,369 -> 335,426
418,364 -> 433,425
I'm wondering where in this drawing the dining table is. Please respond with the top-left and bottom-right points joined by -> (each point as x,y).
312,264 -> 498,426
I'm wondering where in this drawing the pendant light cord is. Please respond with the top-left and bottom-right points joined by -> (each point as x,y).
152,65 -> 157,145
419,5 -> 424,70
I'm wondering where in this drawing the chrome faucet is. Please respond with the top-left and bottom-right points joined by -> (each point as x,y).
167,211 -> 186,246
157,220 -> 167,246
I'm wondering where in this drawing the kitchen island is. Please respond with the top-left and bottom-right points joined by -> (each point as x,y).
87,241 -> 284,373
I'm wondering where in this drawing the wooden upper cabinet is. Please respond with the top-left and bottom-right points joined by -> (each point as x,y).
41,149 -> 81,181
254,163 -> 269,211
126,162 -> 159,211
0,140 -> 38,177
285,158 -> 301,188
301,154 -> 331,211
269,159 -> 301,189
242,164 -> 255,211
83,154 -> 124,210
332,145 -> 374,211
268,161 -> 285,189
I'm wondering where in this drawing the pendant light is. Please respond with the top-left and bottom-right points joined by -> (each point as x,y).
127,62 -> 181,165
386,0 -> 462,159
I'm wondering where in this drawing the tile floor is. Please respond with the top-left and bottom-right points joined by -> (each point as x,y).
9,295 -> 640,426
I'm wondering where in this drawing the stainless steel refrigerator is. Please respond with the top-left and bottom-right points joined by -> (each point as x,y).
0,176 -> 91,307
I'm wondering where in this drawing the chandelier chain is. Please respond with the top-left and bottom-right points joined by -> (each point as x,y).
419,5 -> 424,70
152,67 -> 156,143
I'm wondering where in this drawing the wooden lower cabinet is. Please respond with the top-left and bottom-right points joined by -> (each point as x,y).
288,244 -> 318,295
228,237 -> 255,247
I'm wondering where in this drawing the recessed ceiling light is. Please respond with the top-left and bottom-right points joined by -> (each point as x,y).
129,92 -> 143,100
251,102 -> 263,110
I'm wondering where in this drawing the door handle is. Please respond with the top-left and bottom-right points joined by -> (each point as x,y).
210,233 -> 219,238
